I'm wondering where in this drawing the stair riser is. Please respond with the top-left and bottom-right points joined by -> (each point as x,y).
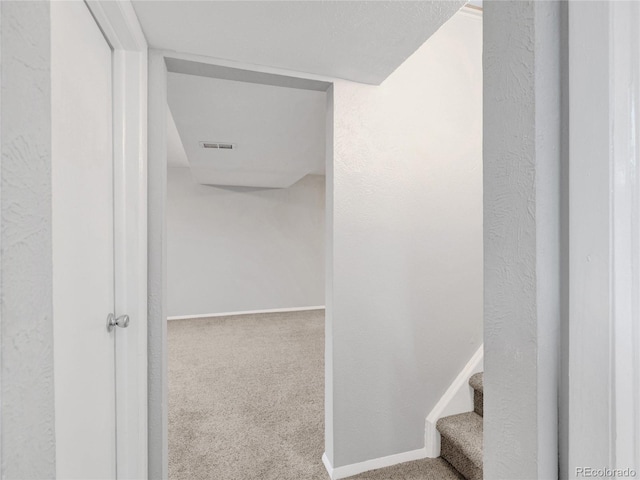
441,436 -> 483,480
473,390 -> 483,417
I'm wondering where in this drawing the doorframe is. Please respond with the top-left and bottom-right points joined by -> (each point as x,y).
147,49 -> 334,478
85,2 -> 148,478
567,0 -> 640,475
143,3 -> 640,478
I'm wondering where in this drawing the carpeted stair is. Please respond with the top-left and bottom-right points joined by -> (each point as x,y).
436,372 -> 483,480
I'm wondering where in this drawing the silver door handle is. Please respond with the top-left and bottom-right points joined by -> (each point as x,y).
107,313 -> 130,331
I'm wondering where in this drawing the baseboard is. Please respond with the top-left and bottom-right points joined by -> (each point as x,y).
167,305 -> 325,321
322,453 -> 334,479
322,448 -> 428,480
425,344 -> 484,458
460,4 -> 483,18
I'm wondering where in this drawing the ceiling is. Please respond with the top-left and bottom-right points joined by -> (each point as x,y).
147,0 -> 468,188
132,1 -> 465,85
167,72 -> 326,188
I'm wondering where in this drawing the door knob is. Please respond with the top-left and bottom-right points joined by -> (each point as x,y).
107,313 -> 130,332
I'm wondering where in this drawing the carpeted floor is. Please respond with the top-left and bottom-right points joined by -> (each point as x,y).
169,310 -> 326,480
345,458 -> 464,480
168,310 -> 464,480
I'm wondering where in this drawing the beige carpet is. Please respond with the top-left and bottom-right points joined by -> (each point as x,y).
169,310 -> 464,480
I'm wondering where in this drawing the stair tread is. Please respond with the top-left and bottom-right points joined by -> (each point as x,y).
437,411 -> 483,469
344,457 -> 465,479
469,372 -> 483,393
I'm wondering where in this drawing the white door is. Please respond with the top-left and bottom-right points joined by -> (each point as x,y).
52,1 -> 119,478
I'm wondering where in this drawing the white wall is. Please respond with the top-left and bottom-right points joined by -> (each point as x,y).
166,168 -> 325,317
147,50 -> 168,480
0,2 -> 57,477
327,10 -> 483,467
484,2 -> 561,479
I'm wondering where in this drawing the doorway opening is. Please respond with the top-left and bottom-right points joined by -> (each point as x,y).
163,59 -> 331,478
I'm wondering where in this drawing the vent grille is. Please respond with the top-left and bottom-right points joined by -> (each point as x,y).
200,141 -> 236,150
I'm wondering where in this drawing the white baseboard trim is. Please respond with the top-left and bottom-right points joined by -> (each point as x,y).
167,305 -> 325,321
460,4 -> 483,18
425,344 -> 484,458
322,448 -> 428,480
322,453 -> 334,479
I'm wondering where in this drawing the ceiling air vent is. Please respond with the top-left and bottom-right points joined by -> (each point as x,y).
200,141 -> 236,150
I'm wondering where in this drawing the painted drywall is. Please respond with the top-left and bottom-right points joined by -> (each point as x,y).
324,85 -> 335,467
132,1 -> 464,85
166,168 -> 325,317
167,108 -> 188,167
0,2 -> 57,477
147,50 -> 169,480
484,1 -> 562,479
167,72 -> 326,188
328,10 -> 483,467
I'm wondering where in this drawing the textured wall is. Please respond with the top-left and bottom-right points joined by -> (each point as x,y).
148,50 -> 169,480
329,10 -> 482,467
324,85 -> 335,465
166,169 -> 325,316
484,1 -> 561,478
0,1 -> 57,477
